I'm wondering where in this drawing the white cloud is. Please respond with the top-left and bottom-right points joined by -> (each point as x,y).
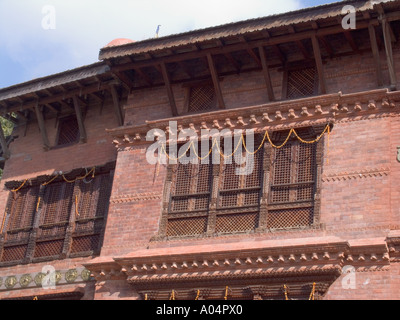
0,0 -> 302,84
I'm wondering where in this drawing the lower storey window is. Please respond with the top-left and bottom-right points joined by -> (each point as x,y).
0,162 -> 114,265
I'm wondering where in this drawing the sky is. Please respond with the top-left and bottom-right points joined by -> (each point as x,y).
0,0 -> 336,89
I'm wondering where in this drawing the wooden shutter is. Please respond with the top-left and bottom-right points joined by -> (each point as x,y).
167,163 -> 212,237
216,135 -> 264,233
34,182 -> 74,258
267,129 -> 317,229
70,172 -> 112,255
1,187 -> 39,263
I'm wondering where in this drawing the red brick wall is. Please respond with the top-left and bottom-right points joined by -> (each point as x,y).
1,40 -> 400,300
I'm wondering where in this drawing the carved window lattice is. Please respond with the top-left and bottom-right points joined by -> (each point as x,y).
187,85 -> 217,113
167,163 -> 212,237
0,186 -> 40,264
160,129 -> 321,238
267,128 -> 317,229
216,135 -> 264,234
0,165 -> 114,265
286,67 -> 318,100
57,116 -> 80,146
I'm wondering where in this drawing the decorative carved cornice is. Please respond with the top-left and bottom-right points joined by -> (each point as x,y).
107,89 -> 400,148
84,238 -> 391,298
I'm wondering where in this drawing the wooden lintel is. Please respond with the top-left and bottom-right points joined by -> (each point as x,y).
72,96 -> 87,143
34,103 -> 50,150
110,85 -> 124,126
206,53 -> 226,110
368,24 -> 383,87
0,119 -> 10,160
258,46 -> 275,102
311,35 -> 327,95
160,62 -> 179,117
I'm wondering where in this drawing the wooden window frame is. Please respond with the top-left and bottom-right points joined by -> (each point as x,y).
156,128 -> 324,240
53,115 -> 81,149
0,164 -> 114,267
282,63 -> 319,100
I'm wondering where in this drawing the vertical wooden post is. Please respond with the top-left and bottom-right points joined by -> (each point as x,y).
258,46 -> 275,102
160,62 -> 179,117
110,85 -> 125,126
72,96 -> 87,143
311,35 -> 327,95
207,53 -> 226,109
368,24 -> 383,87
382,18 -> 397,90
34,103 -> 50,150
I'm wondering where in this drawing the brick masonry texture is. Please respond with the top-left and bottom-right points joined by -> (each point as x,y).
1,34 -> 400,300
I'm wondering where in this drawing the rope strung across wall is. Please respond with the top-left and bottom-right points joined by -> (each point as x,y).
9,167 -> 96,194
160,124 -> 331,162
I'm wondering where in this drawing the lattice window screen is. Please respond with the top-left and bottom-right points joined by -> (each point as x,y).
34,182 -> 74,258
286,67 -> 318,100
57,116 -> 80,146
268,131 -> 317,229
0,186 -> 40,263
188,85 -> 217,113
71,173 -> 112,255
167,163 -> 212,237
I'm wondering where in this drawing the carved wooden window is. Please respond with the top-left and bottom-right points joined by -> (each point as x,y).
56,116 -> 80,146
266,128 -> 318,229
186,84 -> 217,113
159,128 -> 323,239
167,163 -> 212,237
286,66 -> 318,100
0,186 -> 40,263
216,136 -> 264,234
0,164 -> 114,265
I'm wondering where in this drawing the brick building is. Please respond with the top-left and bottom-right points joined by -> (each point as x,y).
0,0 -> 399,300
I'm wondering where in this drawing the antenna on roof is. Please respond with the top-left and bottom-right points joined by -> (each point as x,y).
155,25 -> 161,38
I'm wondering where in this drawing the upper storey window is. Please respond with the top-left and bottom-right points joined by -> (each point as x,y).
56,116 -> 80,147
186,84 -> 217,113
285,66 -> 318,100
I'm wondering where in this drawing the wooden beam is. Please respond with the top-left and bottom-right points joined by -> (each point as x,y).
311,34 -> 326,95
344,30 -> 360,54
206,53 -> 226,109
160,62 -> 179,117
368,24 -> 383,87
34,103 -> 50,150
72,96 -> 87,143
109,85 -> 124,126
382,17 -> 397,90
258,46 -> 275,102
0,118 -> 10,160
4,80 -> 119,114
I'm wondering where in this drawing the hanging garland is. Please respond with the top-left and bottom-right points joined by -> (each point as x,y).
160,124 -> 331,163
